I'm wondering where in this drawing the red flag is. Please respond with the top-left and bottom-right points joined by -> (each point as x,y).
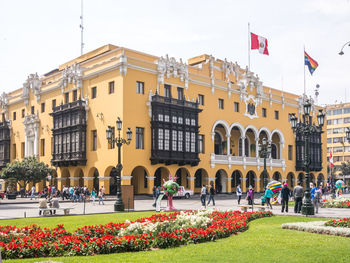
330,150 -> 334,168
250,32 -> 269,55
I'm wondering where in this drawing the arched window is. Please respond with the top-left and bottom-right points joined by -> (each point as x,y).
214,132 -> 223,155
239,138 -> 249,157
195,170 -> 202,188
271,144 -> 277,159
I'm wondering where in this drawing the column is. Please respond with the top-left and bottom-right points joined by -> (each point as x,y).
69,177 -> 80,187
99,177 -> 110,194
146,176 -> 155,195
241,177 -> 247,192
56,178 -> 64,191
255,139 -> 259,158
241,136 -> 245,157
84,177 -> 94,190
227,177 -> 232,193
188,176 -> 195,193
226,134 -> 231,156
255,178 -> 261,192
121,176 -> 132,186
34,128 -> 38,157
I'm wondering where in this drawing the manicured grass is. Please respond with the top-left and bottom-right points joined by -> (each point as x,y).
2,214 -> 350,263
0,211 -> 159,232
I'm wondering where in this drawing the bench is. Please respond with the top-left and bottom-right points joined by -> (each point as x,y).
238,205 -> 266,212
39,207 -> 73,216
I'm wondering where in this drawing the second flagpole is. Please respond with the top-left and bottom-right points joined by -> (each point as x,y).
248,22 -> 251,71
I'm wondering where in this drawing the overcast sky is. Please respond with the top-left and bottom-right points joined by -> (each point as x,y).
0,0 -> 349,106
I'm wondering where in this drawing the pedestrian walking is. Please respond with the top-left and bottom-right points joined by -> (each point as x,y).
30,185 -> 35,200
207,184 -> 215,206
311,183 -> 321,214
247,185 -> 254,205
98,188 -> 104,205
200,184 -> 207,207
293,182 -> 304,213
264,186 -> 273,209
236,184 -> 242,205
91,188 -> 97,204
281,183 -> 291,213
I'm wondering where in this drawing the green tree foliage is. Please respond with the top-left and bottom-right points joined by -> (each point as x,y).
338,161 -> 350,176
0,157 -> 52,189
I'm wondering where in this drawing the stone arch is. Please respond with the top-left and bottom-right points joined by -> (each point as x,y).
259,171 -> 270,191
60,167 -> 70,187
211,120 -> 229,141
109,167 -> 118,195
131,166 -> 150,194
317,173 -> 324,187
244,125 -> 258,139
298,172 -> 305,188
73,167 -> 84,187
258,127 -> 271,140
229,122 -> 245,135
154,167 -> 170,188
231,170 -> 242,192
273,171 -> 281,182
246,170 -> 256,192
287,172 -> 295,188
194,168 -> 208,193
270,129 -> 285,144
175,168 -> 190,188
215,169 -> 228,193
87,167 -> 100,191
310,173 -> 315,184
229,123 -> 244,157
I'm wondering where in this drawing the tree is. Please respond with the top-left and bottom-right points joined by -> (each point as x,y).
338,161 -> 350,176
0,157 -> 53,190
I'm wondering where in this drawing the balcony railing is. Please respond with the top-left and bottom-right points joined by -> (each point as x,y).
152,94 -> 199,109
210,153 -> 286,171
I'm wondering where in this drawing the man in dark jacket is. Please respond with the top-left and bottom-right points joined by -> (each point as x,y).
281,183 -> 291,212
293,182 -> 304,213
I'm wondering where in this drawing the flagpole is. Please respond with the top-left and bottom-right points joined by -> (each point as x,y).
303,45 -> 306,95
248,22 -> 251,72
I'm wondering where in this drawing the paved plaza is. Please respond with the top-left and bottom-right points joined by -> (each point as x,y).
0,194 -> 349,220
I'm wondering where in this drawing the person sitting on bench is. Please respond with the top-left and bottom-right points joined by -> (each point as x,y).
49,194 -> 60,215
38,196 -> 51,215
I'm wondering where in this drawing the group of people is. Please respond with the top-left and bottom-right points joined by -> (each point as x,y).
60,185 -> 105,205
200,184 -> 216,207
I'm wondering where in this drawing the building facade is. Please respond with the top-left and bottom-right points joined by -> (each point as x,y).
0,44 -> 328,194
326,102 -> 350,183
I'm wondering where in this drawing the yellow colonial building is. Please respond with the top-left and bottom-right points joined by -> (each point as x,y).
0,44 -> 327,195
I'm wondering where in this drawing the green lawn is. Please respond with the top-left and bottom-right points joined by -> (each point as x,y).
2,213 -> 350,263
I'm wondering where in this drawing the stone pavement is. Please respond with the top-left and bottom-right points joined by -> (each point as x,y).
0,194 -> 350,220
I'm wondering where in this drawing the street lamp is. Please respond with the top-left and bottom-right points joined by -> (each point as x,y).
290,102 -> 325,215
258,137 -> 272,190
339,41 -> 350,55
106,117 -> 132,211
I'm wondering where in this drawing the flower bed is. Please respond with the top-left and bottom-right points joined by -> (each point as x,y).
282,221 -> 350,237
322,198 -> 350,208
325,217 -> 350,228
0,210 -> 272,259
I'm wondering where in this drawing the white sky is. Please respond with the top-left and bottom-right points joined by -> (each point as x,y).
0,0 -> 350,106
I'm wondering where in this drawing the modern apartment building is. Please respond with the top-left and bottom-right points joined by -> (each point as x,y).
0,44 -> 327,194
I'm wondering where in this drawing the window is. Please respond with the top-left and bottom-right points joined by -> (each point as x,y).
172,130 -> 177,151
64,93 -> 69,104
344,146 -> 350,152
52,99 -> 56,109
158,129 -> 163,150
13,112 -> 16,121
344,117 -> 350,123
73,90 -> 78,101
333,147 -> 343,153
333,109 -> 342,115
109,81 -> 115,94
164,84 -> 171,98
41,102 -> 45,113
136,81 -> 144,94
107,127 -> 115,149
92,130 -> 97,151
136,127 -> 144,149
22,109 -> 25,118
262,108 -> 267,117
164,129 -> 170,150
234,102 -> 239,112
326,110 -> 332,116
21,142 -> 25,158
333,137 -> 343,143
344,108 -> 350,114
31,106 -> 34,115
274,110 -> 279,120
13,144 -> 16,159
218,99 -> 224,109
198,134 -> 204,153
327,120 -> 331,125
327,138 -> 332,143
288,145 -> 292,160
333,128 -> 343,134
177,87 -> 184,100
334,156 -> 343,162
327,129 -> 332,134
333,118 -> 342,125
40,139 -> 45,156
91,87 -> 97,99
198,94 -> 204,106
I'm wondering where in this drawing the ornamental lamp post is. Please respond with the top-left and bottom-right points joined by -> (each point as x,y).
338,41 -> 350,55
289,100 -> 325,215
258,137 -> 272,190
106,117 -> 132,211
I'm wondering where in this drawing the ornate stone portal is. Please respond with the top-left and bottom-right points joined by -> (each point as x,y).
23,114 -> 40,157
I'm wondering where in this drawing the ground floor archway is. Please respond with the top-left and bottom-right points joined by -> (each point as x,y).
259,171 -> 269,192
246,170 -> 256,192
194,169 -> 209,193
231,170 -> 242,193
131,166 -> 149,194
287,172 -> 295,188
215,169 -> 228,193
175,168 -> 190,188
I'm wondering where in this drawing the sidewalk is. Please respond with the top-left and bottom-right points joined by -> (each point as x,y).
1,195 -> 350,220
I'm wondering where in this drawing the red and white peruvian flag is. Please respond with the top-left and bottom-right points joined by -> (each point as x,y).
251,32 -> 269,55
330,150 -> 334,168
